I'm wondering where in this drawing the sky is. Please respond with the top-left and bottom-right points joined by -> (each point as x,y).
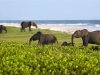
0,0 -> 100,20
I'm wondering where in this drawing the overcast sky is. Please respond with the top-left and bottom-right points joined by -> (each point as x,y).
0,0 -> 100,20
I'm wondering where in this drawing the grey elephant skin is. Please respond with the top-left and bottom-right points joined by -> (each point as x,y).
29,31 -> 58,46
72,29 -> 100,46
0,25 -> 7,33
21,21 -> 38,32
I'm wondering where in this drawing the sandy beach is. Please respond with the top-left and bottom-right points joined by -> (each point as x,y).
3,23 -> 100,34
38,25 -> 99,34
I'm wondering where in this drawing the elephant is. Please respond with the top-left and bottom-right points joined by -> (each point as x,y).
21,21 -> 38,32
29,31 -> 58,46
0,25 -> 7,33
72,29 -> 100,46
61,41 -> 74,46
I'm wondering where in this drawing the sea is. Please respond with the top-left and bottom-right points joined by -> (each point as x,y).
0,20 -> 100,26
0,20 -> 100,32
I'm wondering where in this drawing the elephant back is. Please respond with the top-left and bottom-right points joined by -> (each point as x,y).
28,21 -> 31,26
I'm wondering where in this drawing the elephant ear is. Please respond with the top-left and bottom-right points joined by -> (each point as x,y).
81,29 -> 88,37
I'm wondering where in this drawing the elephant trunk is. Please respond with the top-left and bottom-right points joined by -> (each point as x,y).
32,22 -> 38,28
29,40 -> 32,45
35,25 -> 38,28
5,29 -> 7,33
3,27 -> 7,33
71,35 -> 74,46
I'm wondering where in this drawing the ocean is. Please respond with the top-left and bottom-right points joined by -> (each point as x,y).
0,20 -> 100,26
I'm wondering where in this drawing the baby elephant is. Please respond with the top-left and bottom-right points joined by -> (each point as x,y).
29,31 -> 58,46
61,41 -> 74,46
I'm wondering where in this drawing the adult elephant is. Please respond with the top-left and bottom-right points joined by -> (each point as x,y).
0,25 -> 7,33
72,29 -> 100,46
29,31 -> 58,46
21,21 -> 38,32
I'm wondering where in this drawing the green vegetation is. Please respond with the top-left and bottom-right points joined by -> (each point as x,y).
0,27 -> 100,75
0,26 -> 82,45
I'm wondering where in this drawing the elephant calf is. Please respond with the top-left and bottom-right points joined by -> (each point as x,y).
0,25 -> 7,33
61,41 -> 74,46
72,29 -> 100,46
29,31 -> 58,46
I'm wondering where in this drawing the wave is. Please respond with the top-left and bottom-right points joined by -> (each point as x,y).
94,24 -> 100,27
0,22 -> 100,27
38,23 -> 100,27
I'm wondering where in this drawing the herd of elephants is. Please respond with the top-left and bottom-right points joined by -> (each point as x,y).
0,21 -> 100,47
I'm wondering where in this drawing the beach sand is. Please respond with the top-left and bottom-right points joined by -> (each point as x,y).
37,25 -> 100,34
4,24 -> 100,34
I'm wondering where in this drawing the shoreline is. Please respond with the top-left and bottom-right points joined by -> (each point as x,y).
3,24 -> 100,34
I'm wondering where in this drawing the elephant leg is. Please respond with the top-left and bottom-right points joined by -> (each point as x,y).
29,27 -> 31,31
21,26 -> 24,32
0,31 -> 2,33
21,28 -> 23,32
23,28 -> 25,32
38,41 -> 42,46
0,29 -> 2,33
82,37 -> 85,46
82,36 -> 88,46
84,36 -> 88,46
23,27 -> 25,32
29,28 -> 31,31
21,28 -> 24,32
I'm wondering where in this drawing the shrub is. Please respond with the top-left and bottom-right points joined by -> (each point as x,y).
0,41 -> 100,75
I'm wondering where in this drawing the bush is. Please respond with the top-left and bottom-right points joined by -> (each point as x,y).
0,41 -> 100,75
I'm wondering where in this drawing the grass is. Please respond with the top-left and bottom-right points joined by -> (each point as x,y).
0,26 -> 83,46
